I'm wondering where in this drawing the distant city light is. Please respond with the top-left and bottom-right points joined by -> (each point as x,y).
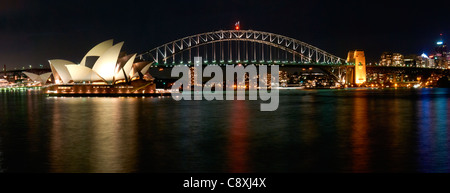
437,41 -> 443,45
421,53 -> 429,58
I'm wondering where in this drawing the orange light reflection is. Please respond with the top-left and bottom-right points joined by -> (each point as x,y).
227,100 -> 249,173
351,96 -> 370,172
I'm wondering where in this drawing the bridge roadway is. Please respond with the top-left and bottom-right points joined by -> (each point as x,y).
4,64 -> 449,85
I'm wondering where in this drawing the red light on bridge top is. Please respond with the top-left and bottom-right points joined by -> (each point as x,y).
235,26 -> 240,30
235,21 -> 240,30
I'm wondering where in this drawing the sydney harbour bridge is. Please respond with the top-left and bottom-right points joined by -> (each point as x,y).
138,29 -> 349,85
138,30 -> 344,65
137,29 -> 449,87
5,28 -> 449,87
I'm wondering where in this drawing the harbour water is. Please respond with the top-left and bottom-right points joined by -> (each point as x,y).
0,88 -> 449,173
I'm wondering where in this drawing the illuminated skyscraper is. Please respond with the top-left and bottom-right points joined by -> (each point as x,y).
435,34 -> 447,56
429,34 -> 449,68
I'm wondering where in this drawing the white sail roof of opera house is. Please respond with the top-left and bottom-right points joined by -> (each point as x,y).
65,65 -> 105,82
115,53 -> 136,81
79,39 -> 114,67
91,41 -> 124,82
48,59 -> 75,84
48,40 -> 151,84
23,72 -> 53,84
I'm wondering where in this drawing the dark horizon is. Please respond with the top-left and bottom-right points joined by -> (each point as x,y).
1,0 -> 450,70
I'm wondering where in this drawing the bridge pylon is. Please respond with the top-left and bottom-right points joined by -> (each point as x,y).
346,50 -> 366,86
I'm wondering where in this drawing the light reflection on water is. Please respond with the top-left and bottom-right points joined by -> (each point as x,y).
351,95 -> 369,172
228,100 -> 249,173
0,88 -> 449,173
48,98 -> 140,172
417,89 -> 450,172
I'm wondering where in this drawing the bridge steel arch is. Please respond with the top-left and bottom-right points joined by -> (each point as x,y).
138,30 -> 345,66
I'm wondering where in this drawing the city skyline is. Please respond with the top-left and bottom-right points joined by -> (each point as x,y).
1,0 -> 450,183
1,0 -> 450,69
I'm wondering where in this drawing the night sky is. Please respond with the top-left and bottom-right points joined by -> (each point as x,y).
1,0 -> 450,69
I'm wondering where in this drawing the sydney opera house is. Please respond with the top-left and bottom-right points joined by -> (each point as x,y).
42,40 -> 158,96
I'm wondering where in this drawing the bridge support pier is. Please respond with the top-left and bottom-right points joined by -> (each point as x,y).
346,50 -> 366,86
345,66 -> 354,85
